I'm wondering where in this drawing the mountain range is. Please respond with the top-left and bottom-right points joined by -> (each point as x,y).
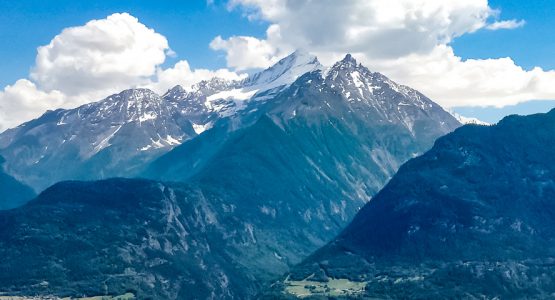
0,52 -> 460,299
0,88 -> 194,192
0,51 -> 324,193
269,109 -> 555,299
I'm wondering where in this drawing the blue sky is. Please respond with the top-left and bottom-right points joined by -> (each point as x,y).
1,0 -> 554,124
451,0 -> 555,122
454,0 -> 555,70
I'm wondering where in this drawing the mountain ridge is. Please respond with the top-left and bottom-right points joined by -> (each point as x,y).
0,51 -> 329,193
0,88 -> 196,191
269,109 -> 555,299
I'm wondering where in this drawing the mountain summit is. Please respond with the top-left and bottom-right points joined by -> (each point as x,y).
163,50 -> 324,121
324,54 -> 457,137
242,49 -> 323,89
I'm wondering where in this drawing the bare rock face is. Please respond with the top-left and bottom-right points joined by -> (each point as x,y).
0,179 -> 258,299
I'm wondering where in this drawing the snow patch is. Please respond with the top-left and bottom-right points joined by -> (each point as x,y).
207,88 -> 258,103
139,111 -> 157,122
165,135 -> 182,145
192,122 -> 212,135
351,70 -> 365,96
92,125 -> 122,154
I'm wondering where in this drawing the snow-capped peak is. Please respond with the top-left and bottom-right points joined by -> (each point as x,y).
242,50 -> 323,89
169,50 -> 324,119
318,55 -> 461,133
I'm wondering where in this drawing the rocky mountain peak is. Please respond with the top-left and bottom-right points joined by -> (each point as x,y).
85,88 -> 167,125
163,85 -> 186,99
334,53 -> 359,69
325,54 -> 370,82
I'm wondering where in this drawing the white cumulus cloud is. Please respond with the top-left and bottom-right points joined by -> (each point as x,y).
224,0 -> 493,59
210,24 -> 290,70
216,0 -> 555,108
0,80 -> 66,131
31,12 -> 169,99
361,45 -> 555,107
